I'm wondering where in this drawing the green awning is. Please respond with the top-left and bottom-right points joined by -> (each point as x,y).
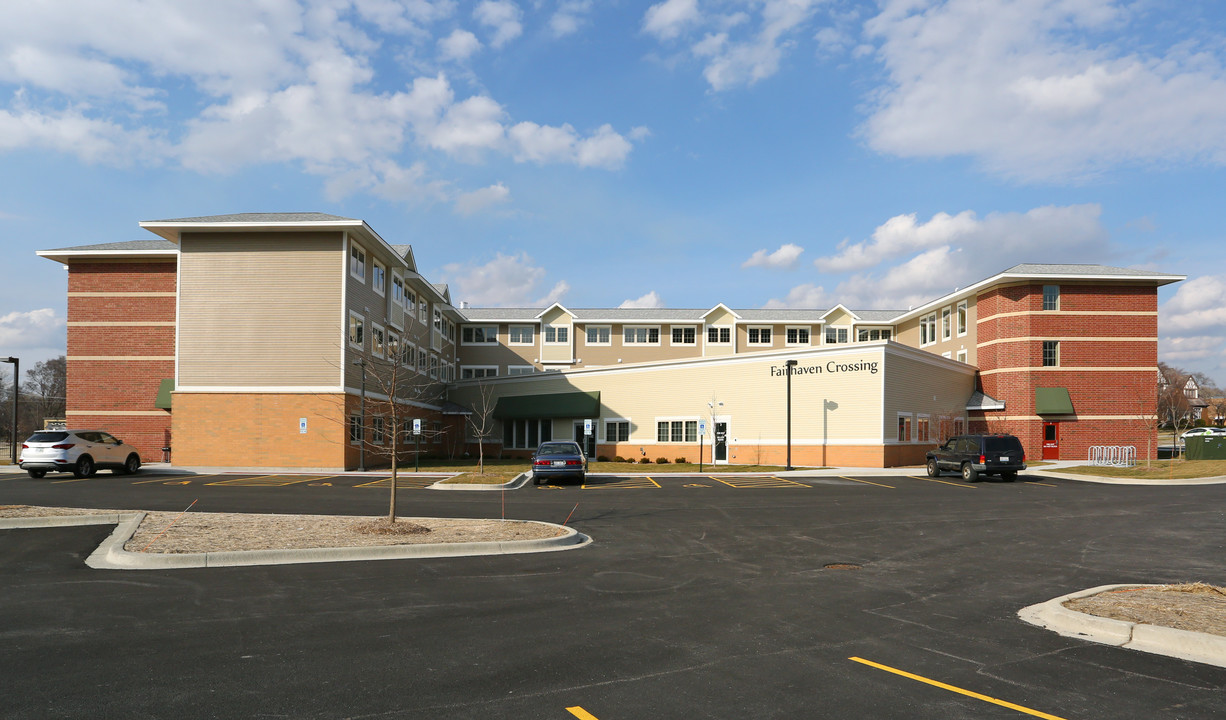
154,378 -> 174,410
493,391 -> 600,420
1035,387 -> 1074,415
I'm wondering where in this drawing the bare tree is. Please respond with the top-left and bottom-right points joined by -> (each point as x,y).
23,356 -> 66,429
931,406 -> 965,443
1212,397 -> 1226,428
1134,396 -> 1162,466
1158,363 -> 1194,451
462,380 -> 498,475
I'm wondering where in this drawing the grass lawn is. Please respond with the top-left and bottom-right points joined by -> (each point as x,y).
1060,460 -> 1226,479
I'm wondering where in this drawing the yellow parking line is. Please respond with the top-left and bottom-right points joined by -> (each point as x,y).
849,657 -> 1068,720
1024,481 -> 1057,487
566,707 -> 600,720
910,475 -> 976,489
50,477 -> 91,484
839,475 -> 895,489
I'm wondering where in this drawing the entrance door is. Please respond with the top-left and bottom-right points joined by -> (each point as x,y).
714,422 -> 728,464
573,421 -> 596,458
1042,422 -> 1059,460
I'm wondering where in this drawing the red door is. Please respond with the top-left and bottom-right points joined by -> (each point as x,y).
1042,422 -> 1059,460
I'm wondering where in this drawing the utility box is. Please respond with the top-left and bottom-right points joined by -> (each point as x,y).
1184,436 -> 1226,460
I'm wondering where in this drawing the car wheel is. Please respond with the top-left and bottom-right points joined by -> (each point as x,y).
961,463 -> 978,482
926,459 -> 940,477
119,454 -> 141,475
1001,471 -> 1018,482
73,456 -> 95,479
27,469 -> 46,479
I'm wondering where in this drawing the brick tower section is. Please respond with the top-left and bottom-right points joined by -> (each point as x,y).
66,261 -> 177,462
975,283 -> 1158,462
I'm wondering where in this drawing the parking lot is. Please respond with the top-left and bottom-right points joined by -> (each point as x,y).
2,470 -> 1224,719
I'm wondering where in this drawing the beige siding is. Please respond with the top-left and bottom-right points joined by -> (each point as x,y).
579,323 -> 703,367
894,293 -> 977,365
703,308 -> 737,356
881,351 -> 977,442
178,231 -> 343,387
539,307 -> 574,364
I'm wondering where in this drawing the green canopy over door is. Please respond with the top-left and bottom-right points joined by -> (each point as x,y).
1035,387 -> 1074,415
493,391 -> 600,419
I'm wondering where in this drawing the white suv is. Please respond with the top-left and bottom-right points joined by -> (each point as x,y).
19,430 -> 142,479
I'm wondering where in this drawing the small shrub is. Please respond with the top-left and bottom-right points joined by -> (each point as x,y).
655,457 -> 670,464
613,455 -> 626,463
596,455 -> 609,462
674,457 -> 687,465
638,457 -> 652,464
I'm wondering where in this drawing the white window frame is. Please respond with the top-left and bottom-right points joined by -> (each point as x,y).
1043,285 -> 1060,311
670,326 -> 697,346
916,414 -> 930,443
348,311 -> 364,350
508,325 -> 534,345
586,325 -> 611,346
746,326 -> 773,346
419,299 -> 429,324
706,325 -> 732,345
655,417 -> 699,444
402,341 -> 417,368
460,365 -> 499,379
896,413 -> 913,443
941,306 -> 952,340
371,322 -> 386,358
604,418 -> 631,443
462,326 -> 498,345
824,327 -> 848,345
957,301 -> 968,337
507,365 -> 536,376
785,326 -> 811,346
349,242 -> 366,282
956,349 -> 968,363
372,259 -> 386,297
429,354 -> 439,380
371,416 -> 385,445
406,289 -> 416,317
544,325 -> 570,344
623,326 -> 660,345
1043,340 -> 1060,367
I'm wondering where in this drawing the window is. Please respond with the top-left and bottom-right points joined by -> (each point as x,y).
432,420 -> 443,444
941,307 -> 951,340
371,323 -> 385,357
707,326 -> 731,344
605,420 -> 630,442
586,326 -> 611,345
1043,285 -> 1060,311
786,327 -> 810,346
1042,340 -> 1059,367
372,260 -> 386,296
462,326 -> 498,345
348,312 -> 364,349
747,327 -> 772,345
825,327 -> 848,344
392,275 -> 404,308
349,415 -> 362,443
857,328 -> 892,342
503,419 -> 553,449
349,242 -> 366,281
956,349 -> 968,364
917,416 -> 930,443
429,354 -> 439,379
371,417 -> 385,445
671,326 -> 696,345
402,342 -> 416,368
957,301 -> 967,336
897,414 -> 912,442
544,325 -> 569,344
419,299 -> 428,323
509,326 -> 534,345
919,313 -> 937,346
656,420 -> 698,443
461,366 -> 498,379
418,352 -> 427,374
507,365 -> 536,376
388,333 -> 400,362
624,326 -> 660,345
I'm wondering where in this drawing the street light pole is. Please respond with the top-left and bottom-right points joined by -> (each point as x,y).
785,359 -> 798,471
3,357 -> 17,465
353,357 -> 367,472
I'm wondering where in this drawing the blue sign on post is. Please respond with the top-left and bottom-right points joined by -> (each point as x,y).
413,418 -> 422,435
584,419 -> 593,436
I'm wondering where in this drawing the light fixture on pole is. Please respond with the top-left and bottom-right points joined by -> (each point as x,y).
353,357 -> 367,472
3,357 -> 17,466
785,359 -> 798,471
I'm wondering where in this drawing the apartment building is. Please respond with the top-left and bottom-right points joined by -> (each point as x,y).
39,214 -> 1183,469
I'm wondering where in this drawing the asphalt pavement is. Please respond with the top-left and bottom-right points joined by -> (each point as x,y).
2,468 -> 1224,719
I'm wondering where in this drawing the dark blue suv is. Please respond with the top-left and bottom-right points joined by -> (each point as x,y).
926,434 -> 1026,482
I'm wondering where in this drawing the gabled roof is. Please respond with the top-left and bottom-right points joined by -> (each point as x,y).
819,303 -> 860,321
702,303 -> 741,320
534,302 -> 575,320
390,244 -> 417,271
138,212 -> 378,245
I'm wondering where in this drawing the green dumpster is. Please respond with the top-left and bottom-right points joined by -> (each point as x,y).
1184,435 -> 1226,460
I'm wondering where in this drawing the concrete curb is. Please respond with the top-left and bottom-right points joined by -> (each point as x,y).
2,513 -> 589,570
1028,469 -> 1226,486
430,472 -> 531,491
1018,584 -> 1226,669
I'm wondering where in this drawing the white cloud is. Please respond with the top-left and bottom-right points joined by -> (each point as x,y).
619,291 -> 664,309
438,29 -> 482,62
454,182 -> 510,215
0,104 -> 164,165
643,0 -> 701,40
743,243 -> 804,269
509,121 -> 636,170
0,308 -> 66,351
1162,275 -> 1226,335
861,0 -> 1226,180
768,204 -> 1112,311
550,1 -> 593,38
442,252 -> 569,307
474,0 -> 523,49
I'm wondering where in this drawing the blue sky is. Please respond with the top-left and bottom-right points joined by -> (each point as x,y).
2,0 -> 1225,384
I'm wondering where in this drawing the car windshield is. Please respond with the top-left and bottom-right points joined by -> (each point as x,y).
26,432 -> 68,443
537,443 -> 578,456
984,437 -> 1023,453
